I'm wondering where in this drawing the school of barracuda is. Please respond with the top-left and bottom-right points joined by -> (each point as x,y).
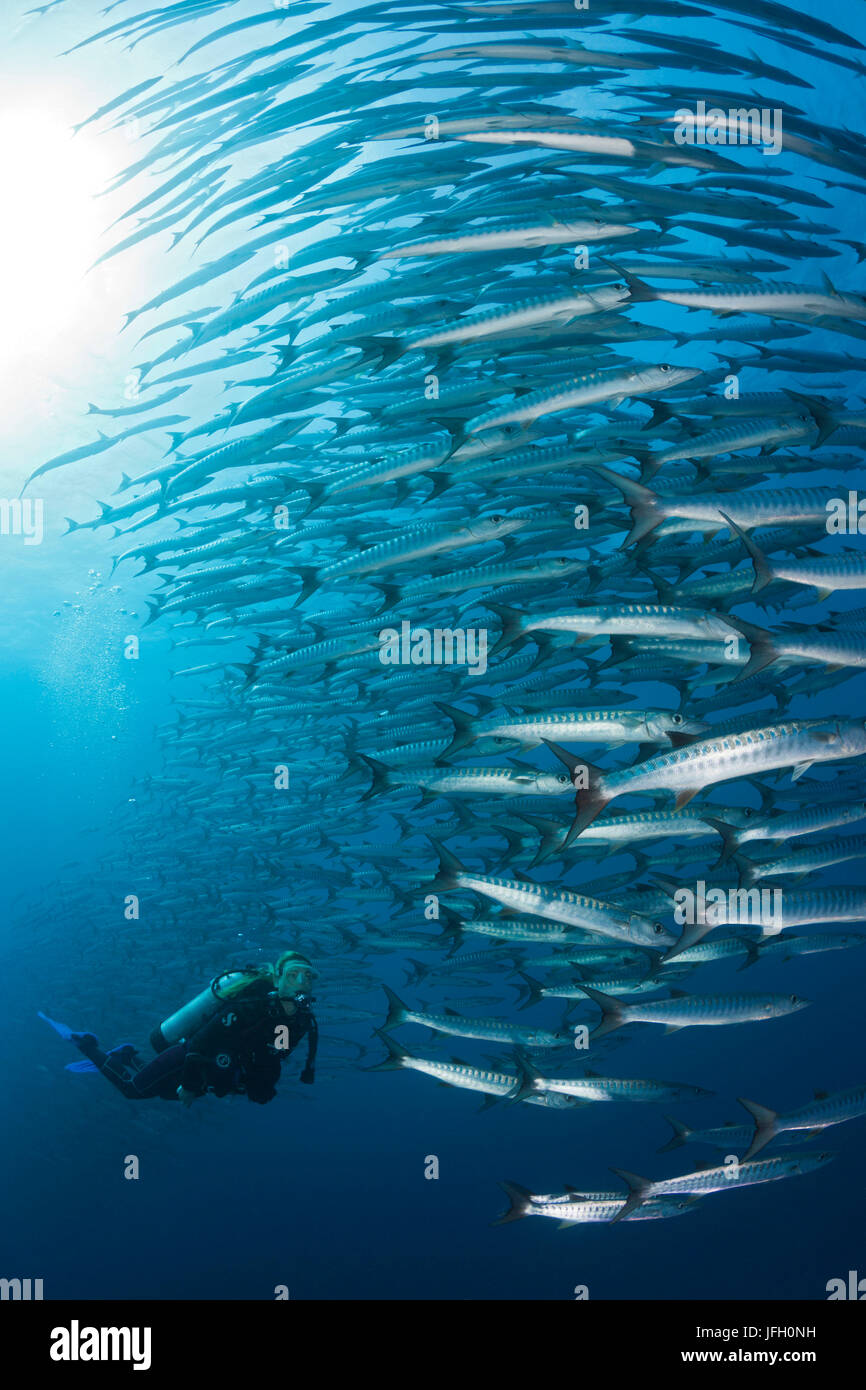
24,0 -> 866,1228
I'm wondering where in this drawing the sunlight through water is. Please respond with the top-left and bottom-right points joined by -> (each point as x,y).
0,107 -> 107,373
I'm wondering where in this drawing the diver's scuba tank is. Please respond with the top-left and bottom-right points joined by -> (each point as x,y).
150,969 -> 265,1053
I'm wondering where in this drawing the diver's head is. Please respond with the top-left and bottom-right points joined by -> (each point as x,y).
274,950 -> 317,999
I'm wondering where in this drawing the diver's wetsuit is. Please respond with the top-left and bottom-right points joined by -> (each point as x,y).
78,979 -> 317,1102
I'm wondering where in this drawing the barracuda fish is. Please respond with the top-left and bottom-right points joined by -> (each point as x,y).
429,844 -> 677,950
434,702 -> 703,758
361,757 -> 574,799
444,915 -> 614,947
549,719 -> 866,841
490,602 -> 736,654
758,931 -> 866,962
514,1057 -> 712,1103
609,1151 -> 833,1220
519,806 -> 751,867
636,415 -> 817,476
454,124 -> 737,171
467,363 -> 701,433
736,835 -> 866,885
495,1182 -> 697,1226
618,266 -> 866,323
381,987 -> 566,1048
658,1117 -> 757,1153
587,464 -> 836,545
577,983 -> 810,1037
518,968 -> 689,1003
727,519 -> 866,598
407,286 -> 632,348
705,800 -> 866,861
380,219 -> 640,259
739,1088 -> 866,1159
734,887 -> 866,932
318,513 -> 526,582
725,614 -> 866,680
370,1031 -> 575,1107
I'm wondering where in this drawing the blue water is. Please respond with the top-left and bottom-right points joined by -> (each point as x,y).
2,0 -> 865,1301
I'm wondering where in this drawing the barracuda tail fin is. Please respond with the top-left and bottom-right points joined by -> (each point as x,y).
434,701 -> 477,758
493,1180 -> 534,1225
733,852 -> 761,888
358,752 -> 390,801
541,741 -> 609,843
738,1097 -> 779,1160
657,1116 -> 693,1154
576,984 -> 628,1039
404,958 -> 430,986
293,565 -> 320,606
507,1052 -> 543,1103
381,986 -> 410,1031
583,461 -> 664,545
608,263 -> 658,306
784,389 -> 838,447
517,812 -> 565,868
426,839 -> 465,893
514,971 -> 545,1012
609,1168 -> 652,1222
368,1027 -> 410,1070
734,936 -> 763,972
719,512 -> 773,594
486,604 -> 528,656
721,615 -> 779,682
702,815 -> 743,869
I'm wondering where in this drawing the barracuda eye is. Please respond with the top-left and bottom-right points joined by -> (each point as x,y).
488,513 -> 505,524
790,994 -> 801,1005
672,713 -> 683,724
659,364 -> 672,373
556,774 -> 570,785
653,922 -> 665,935
744,808 -> 753,819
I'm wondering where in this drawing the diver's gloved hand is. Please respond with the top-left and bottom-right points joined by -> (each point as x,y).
176,1086 -> 198,1107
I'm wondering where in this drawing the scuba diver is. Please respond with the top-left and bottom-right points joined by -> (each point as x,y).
40,951 -> 318,1105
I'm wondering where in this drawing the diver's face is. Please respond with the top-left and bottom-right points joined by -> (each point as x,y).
278,965 -> 313,997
